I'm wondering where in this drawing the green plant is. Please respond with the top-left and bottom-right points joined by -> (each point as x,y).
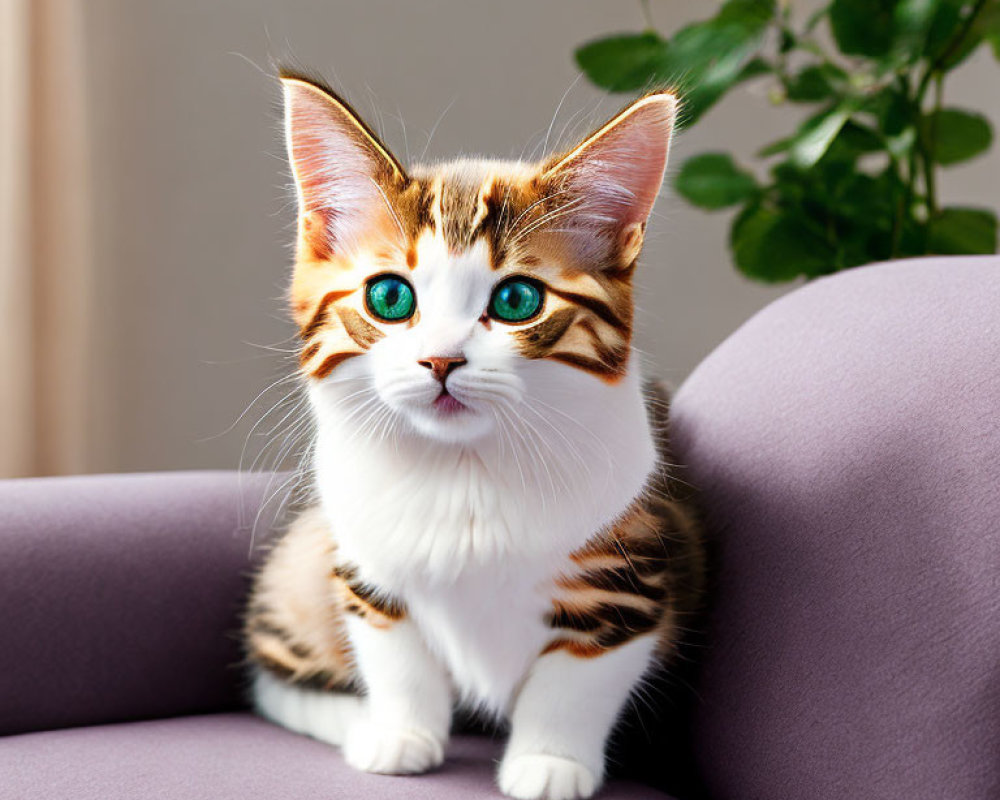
575,0 -> 1000,281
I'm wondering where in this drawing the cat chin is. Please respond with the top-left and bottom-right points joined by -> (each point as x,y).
401,404 -> 495,444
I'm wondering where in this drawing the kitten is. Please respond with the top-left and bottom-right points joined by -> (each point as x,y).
244,71 -> 705,800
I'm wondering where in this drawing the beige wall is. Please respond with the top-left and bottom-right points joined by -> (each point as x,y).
80,0 -> 999,473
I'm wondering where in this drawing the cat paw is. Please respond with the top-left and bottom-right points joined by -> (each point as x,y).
342,722 -> 445,775
498,753 -> 598,800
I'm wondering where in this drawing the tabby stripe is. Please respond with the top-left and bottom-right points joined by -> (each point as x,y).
565,566 -> 666,602
540,639 -> 608,659
575,316 -> 601,342
336,306 -> 384,349
546,607 -> 604,633
569,552 -> 628,571
554,589 -> 659,616
248,617 -> 295,641
543,603 -> 661,658
333,564 -> 405,621
550,597 -> 660,631
252,647 -> 299,680
332,564 -> 358,581
547,286 -> 629,333
300,341 -> 321,365
340,580 -> 405,620
549,351 -> 624,381
515,307 -> 577,356
617,536 -> 671,560
312,351 -> 359,379
300,289 -> 354,339
592,601 -> 660,632
252,643 -> 348,692
596,626 -> 650,650
429,176 -> 444,234
251,635 -> 322,679
627,554 -> 670,580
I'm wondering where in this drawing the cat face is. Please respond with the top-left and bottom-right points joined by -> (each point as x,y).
283,74 -> 675,444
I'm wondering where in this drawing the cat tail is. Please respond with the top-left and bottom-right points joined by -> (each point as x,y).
252,668 -> 363,746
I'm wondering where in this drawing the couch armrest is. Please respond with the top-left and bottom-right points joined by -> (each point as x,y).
672,256 -> 1000,800
0,471 -> 279,735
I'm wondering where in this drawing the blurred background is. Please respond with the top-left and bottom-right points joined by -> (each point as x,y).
2,0 -> 997,478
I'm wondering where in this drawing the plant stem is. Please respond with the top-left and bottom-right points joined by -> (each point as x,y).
923,77 -> 944,218
915,0 -> 989,103
639,0 -> 655,31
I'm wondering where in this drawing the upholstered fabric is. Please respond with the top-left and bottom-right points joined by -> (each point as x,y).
671,256 -> 1000,800
0,471 -> 280,735
0,713 -> 671,799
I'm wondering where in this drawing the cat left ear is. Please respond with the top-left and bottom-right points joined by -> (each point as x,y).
281,74 -> 407,259
540,92 -> 677,269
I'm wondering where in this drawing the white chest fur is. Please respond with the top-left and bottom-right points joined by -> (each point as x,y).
309,366 -> 656,712
405,562 -> 554,713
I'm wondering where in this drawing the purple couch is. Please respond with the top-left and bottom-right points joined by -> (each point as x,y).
1,256 -> 998,799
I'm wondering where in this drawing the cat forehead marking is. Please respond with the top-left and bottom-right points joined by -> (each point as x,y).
405,160 -> 541,266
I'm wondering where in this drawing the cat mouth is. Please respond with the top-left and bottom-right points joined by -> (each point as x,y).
432,390 -> 467,415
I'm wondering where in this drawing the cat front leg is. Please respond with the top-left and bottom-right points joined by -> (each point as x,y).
498,635 -> 656,800
339,587 -> 453,775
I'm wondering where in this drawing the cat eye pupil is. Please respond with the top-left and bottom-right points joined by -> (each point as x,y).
502,287 -> 522,309
489,278 -> 543,323
365,275 -> 415,322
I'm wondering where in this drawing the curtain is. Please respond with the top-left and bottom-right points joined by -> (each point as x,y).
0,0 -> 93,477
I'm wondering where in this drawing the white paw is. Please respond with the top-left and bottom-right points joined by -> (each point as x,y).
498,753 -> 598,800
342,721 -> 445,775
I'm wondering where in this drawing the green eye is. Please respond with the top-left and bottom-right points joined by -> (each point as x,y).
365,274 -> 415,322
489,277 -> 544,323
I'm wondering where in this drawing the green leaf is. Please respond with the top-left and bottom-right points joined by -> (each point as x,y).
645,0 -> 775,126
925,108 -> 993,165
730,205 -> 835,282
870,88 -> 913,137
925,0 -> 965,60
838,120 -> 885,153
939,0 -> 1000,69
789,105 -> 853,168
892,0 -> 944,63
735,57 -> 773,82
830,0 -> 897,57
757,136 -> 794,157
674,153 -> 759,209
575,32 -> 668,92
784,65 -> 837,102
715,0 -> 777,29
927,207 -> 998,254
987,0 -> 1000,59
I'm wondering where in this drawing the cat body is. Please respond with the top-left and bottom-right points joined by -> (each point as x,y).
310,361 -> 655,710
245,73 -> 704,800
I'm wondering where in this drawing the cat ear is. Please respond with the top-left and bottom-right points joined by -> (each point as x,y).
281,74 -> 407,258
540,92 -> 677,269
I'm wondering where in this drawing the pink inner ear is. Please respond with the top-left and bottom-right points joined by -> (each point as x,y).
283,80 -> 395,254
550,94 -> 676,232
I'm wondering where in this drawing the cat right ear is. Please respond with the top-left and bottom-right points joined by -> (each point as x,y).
281,74 -> 407,259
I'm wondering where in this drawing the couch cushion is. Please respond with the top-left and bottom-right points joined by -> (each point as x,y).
671,256 -> 1000,800
0,471 -> 278,735
0,713 -> 671,799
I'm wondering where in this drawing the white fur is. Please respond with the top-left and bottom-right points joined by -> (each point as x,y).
253,668 -> 362,746
499,637 -> 657,799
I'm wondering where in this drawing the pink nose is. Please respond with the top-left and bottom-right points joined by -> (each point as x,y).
418,356 -> 467,383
